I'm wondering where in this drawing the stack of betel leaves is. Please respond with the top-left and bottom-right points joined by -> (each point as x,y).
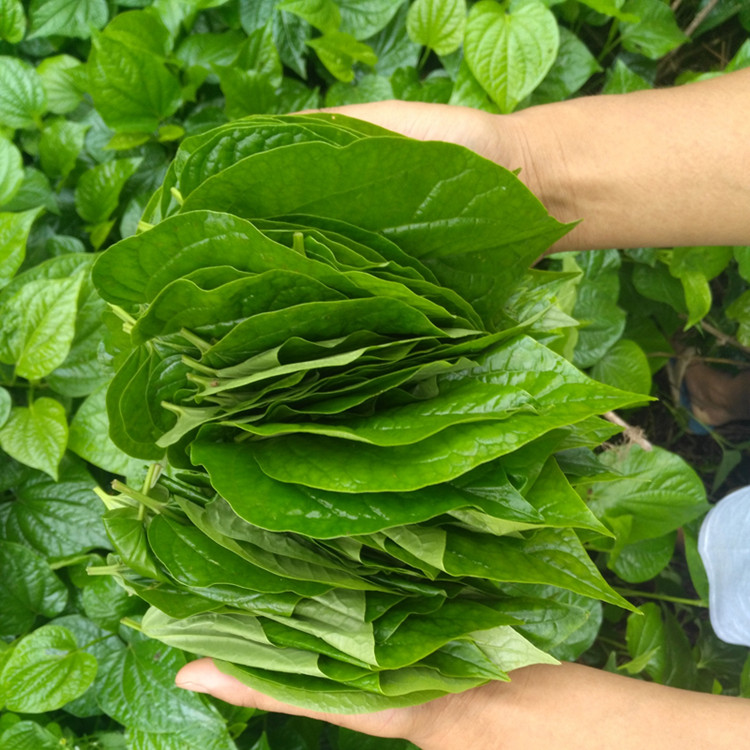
91,113 -> 643,712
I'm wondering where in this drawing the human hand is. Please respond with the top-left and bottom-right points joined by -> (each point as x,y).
175,656 -> 488,749
310,100 -> 522,174
176,657 -> 750,750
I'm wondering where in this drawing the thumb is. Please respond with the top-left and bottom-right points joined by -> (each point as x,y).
175,658 -> 419,741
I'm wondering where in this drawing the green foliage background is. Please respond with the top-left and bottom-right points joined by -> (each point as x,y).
0,0 -> 749,747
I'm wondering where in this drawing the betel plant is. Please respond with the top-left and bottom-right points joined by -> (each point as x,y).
88,112 -> 647,711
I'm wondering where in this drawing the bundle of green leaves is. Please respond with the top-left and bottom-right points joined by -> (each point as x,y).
92,113 -> 643,712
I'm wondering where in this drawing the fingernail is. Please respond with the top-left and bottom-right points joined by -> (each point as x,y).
176,680 -> 208,694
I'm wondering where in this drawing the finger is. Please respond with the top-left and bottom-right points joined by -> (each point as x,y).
175,658 -> 415,739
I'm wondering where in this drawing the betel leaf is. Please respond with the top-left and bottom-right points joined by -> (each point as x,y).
336,0 -> 403,40
0,0 -> 25,44
0,625 -> 97,712
668,245 -> 732,328
242,336 -> 639,492
178,135 -> 570,326
306,31 -> 378,82
37,54 -> 85,115
38,119 -> 90,181
75,157 -> 141,225
406,0 -> 466,56
569,249 -> 626,369
620,0 -> 687,60
0,138 -> 24,208
0,56 -> 47,130
0,399 -> 68,480
0,541 -> 67,636
590,339 -> 651,397
0,269 -> 85,380
0,388 -> 10,429
277,0 -> 341,33
0,721 -> 63,750
0,207 -> 43,288
588,445 -> 708,545
88,14 -> 181,133
27,0 -> 108,40
531,27 -> 601,104
50,613 -> 126,719
93,114 -> 642,712
96,635 -> 234,743
69,385 -> 146,476
0,455 -> 109,558
464,0 -> 559,113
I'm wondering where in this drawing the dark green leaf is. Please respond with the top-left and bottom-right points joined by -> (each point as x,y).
620,0 -> 687,59
0,455 -> 109,557
0,541 -> 67,636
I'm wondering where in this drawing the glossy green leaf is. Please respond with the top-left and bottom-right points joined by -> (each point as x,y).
591,339 -> 651,397
0,208 -> 43,288
609,532 -> 676,583
278,0 -> 341,32
148,514 -> 330,596
337,0 -> 403,40
88,16 -> 181,133
0,56 -> 46,129
178,136 -> 570,326
37,54 -> 85,115
0,387 -> 10,429
531,27 -> 601,103
46,275 -> 110,397
620,0 -> 687,59
669,245 -> 732,328
406,0 -> 466,56
28,0 -> 108,39
0,721 -> 63,750
464,0 -> 559,113
0,541 -> 67,636
69,385 -> 145,476
97,636 -> 235,743
217,68 -> 276,118
602,58 -> 651,94
0,138 -> 24,208
623,602 -> 665,679
50,613 -> 126,718
727,289 -> 750,346
82,570 -> 144,631
0,0 -> 25,43
245,336 -> 639,492
307,31 -> 378,82
75,157 -> 141,224
588,445 -> 708,544
0,399 -> 68,480
0,455 -> 109,557
370,2 -> 420,76
0,270 -> 84,381
569,249 -> 627,369
0,625 -> 97,712
38,119 -> 90,181
578,0 -> 638,20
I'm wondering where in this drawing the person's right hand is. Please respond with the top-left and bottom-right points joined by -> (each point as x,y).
310,100 -> 522,173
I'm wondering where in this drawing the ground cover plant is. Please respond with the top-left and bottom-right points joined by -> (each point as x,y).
0,0 -> 749,748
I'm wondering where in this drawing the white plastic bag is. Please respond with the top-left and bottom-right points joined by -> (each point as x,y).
698,485 -> 750,647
